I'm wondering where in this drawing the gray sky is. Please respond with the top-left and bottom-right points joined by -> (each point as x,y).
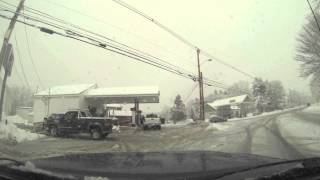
0,0 -> 312,112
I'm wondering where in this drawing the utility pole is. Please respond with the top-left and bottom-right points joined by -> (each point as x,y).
0,0 -> 25,121
200,72 -> 205,120
196,48 -> 204,120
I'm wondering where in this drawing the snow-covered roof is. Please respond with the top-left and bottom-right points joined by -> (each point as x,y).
34,83 -> 97,97
86,86 -> 159,97
207,94 -> 250,108
105,104 -> 123,108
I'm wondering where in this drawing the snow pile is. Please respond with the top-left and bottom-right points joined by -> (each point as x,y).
302,104 -> 320,114
162,119 -> 194,128
206,122 -> 233,131
6,115 -> 32,126
175,119 -> 194,125
85,176 -> 110,180
0,120 -> 43,143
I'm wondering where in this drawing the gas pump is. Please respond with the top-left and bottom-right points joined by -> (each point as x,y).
130,98 -> 142,127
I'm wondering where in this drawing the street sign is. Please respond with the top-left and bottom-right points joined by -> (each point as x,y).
0,42 -> 13,72
5,50 -> 14,76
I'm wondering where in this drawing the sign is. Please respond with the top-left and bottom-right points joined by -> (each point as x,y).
0,42 -> 13,72
5,50 -> 14,76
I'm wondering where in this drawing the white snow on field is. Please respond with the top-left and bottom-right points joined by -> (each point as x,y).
0,116 -> 44,143
302,104 -> 320,114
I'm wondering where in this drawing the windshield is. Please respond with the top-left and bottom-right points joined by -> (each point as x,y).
0,0 -> 320,179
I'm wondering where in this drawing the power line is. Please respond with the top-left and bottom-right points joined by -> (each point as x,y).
37,0 -> 197,66
184,83 -> 198,102
4,8 -> 199,79
1,3 -> 225,86
22,9 -> 44,89
111,0 -> 255,79
13,34 -> 31,89
12,63 -> 24,85
0,10 -> 237,90
1,0 -> 198,70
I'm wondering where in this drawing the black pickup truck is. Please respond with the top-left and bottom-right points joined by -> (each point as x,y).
43,110 -> 114,140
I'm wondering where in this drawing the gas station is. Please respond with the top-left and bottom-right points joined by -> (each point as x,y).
84,86 -> 160,127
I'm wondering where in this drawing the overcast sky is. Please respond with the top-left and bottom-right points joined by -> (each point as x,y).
0,0 -> 312,112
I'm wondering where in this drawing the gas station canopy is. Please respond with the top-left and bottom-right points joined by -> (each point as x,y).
85,86 -> 160,104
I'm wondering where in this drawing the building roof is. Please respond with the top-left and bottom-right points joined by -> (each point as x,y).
207,94 -> 250,108
34,83 -> 97,97
85,86 -> 160,104
86,86 -> 159,97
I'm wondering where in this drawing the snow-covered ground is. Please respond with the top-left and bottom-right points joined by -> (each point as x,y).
277,104 -> 320,156
302,104 -> 320,114
0,115 -> 44,143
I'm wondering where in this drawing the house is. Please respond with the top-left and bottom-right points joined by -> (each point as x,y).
207,94 -> 253,118
33,83 -> 160,125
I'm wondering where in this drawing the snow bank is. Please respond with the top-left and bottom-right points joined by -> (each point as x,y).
228,106 -> 304,122
302,104 -> 320,114
0,119 -> 43,143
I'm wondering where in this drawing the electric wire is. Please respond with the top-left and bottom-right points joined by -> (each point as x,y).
22,9 -> 44,89
13,34 -> 31,89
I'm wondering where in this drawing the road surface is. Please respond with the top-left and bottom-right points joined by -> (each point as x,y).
1,107 -> 319,161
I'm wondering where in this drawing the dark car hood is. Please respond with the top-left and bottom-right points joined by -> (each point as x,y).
31,151 -> 283,180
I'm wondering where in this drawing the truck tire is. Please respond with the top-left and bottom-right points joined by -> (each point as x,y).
91,128 -> 102,140
49,126 -> 59,137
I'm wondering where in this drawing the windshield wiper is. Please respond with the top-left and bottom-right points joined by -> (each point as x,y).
214,157 -> 320,179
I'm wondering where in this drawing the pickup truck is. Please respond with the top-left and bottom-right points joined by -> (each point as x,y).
44,110 -> 114,140
142,113 -> 162,130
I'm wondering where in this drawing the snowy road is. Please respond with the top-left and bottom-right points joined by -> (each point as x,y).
1,106 -> 320,161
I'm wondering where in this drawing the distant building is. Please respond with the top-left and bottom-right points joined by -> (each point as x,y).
207,94 -> 253,118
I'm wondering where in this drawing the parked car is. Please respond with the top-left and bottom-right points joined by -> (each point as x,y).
209,115 -> 227,123
142,113 -> 162,130
44,110 -> 114,140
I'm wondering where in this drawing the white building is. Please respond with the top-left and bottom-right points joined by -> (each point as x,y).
33,84 -> 160,123
33,84 -> 97,122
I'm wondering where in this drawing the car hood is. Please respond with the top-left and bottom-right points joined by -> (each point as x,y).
29,151 -> 286,180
